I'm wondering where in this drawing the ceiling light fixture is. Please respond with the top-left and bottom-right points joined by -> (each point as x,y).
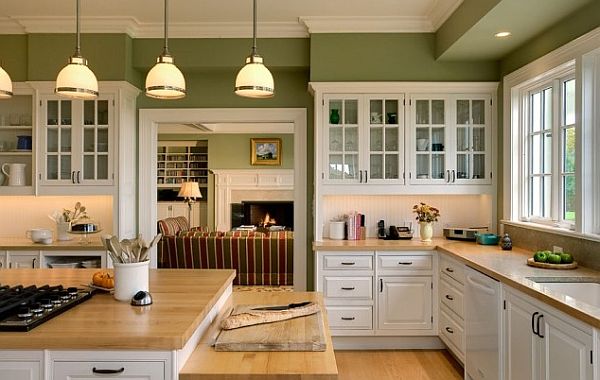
55,0 -> 98,99
494,31 -> 512,38
145,0 -> 186,99
234,0 -> 274,98
0,65 -> 13,99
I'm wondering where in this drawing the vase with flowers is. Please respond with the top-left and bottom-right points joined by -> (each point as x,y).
412,202 -> 440,242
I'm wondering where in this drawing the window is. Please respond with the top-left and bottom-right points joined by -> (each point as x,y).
521,73 -> 576,228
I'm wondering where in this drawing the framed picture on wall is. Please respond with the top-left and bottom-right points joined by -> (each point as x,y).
250,138 -> 282,166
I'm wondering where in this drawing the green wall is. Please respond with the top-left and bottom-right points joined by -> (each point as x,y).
310,33 -> 499,81
0,35 -> 28,81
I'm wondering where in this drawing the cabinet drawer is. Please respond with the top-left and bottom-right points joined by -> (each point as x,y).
440,255 -> 465,284
53,361 -> 164,380
323,254 -> 373,271
440,276 -> 464,319
439,306 -> 465,356
378,255 -> 432,272
324,277 -> 372,299
327,306 -> 373,329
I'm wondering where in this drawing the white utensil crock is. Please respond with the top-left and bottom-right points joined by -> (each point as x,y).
113,261 -> 150,302
2,163 -> 26,186
329,221 -> 345,240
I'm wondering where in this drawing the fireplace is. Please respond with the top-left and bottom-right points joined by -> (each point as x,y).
231,201 -> 294,230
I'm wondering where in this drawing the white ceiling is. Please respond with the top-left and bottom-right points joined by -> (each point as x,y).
0,0 -> 463,37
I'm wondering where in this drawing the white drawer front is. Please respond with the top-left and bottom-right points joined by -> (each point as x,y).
327,306 -> 373,329
440,276 -> 464,319
323,254 -> 373,271
440,255 -> 465,284
439,306 -> 465,356
53,361 -> 165,380
324,277 -> 372,299
378,255 -> 432,271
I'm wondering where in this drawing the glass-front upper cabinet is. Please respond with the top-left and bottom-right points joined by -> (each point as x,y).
411,97 -> 447,183
454,96 -> 491,183
324,95 -> 360,183
367,95 -> 404,183
39,95 -> 113,187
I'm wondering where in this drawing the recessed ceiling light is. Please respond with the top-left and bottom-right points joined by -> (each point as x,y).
494,31 -> 512,38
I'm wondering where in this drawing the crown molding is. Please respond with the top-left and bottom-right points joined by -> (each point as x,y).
0,16 -> 308,38
299,16 -> 433,34
427,0 -> 464,31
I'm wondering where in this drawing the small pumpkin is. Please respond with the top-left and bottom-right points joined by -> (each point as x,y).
92,271 -> 114,289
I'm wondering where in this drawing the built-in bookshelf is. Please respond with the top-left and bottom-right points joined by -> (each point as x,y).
157,141 -> 208,189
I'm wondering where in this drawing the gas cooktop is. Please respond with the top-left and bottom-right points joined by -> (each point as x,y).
0,284 -> 94,332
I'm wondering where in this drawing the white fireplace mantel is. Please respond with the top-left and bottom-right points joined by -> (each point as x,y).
212,169 -> 294,231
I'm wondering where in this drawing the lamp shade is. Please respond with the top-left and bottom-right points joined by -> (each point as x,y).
145,54 -> 186,99
0,66 -> 13,99
55,56 -> 98,99
178,182 -> 202,199
234,55 -> 274,98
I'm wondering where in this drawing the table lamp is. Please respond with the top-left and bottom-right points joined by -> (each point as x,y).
178,181 -> 202,224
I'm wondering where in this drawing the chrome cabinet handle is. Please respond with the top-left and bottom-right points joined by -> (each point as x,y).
92,367 -> 125,374
341,287 -> 355,291
445,294 -> 454,301
445,327 -> 454,334
341,317 -> 355,321
341,262 -> 355,266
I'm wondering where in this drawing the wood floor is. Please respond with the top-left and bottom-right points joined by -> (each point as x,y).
335,350 -> 463,380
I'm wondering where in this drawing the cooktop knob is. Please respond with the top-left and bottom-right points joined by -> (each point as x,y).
50,294 -> 61,305
67,287 -> 78,297
17,306 -> 32,319
31,302 -> 43,314
40,298 -> 53,309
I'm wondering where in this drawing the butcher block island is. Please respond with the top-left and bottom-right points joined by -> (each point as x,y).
0,268 -> 235,380
0,269 -> 338,380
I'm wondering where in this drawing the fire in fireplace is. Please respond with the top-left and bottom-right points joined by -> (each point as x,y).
231,201 -> 293,230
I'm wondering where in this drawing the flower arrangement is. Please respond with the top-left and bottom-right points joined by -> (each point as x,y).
412,202 -> 440,223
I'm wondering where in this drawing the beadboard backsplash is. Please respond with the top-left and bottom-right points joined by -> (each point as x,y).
0,196 -> 114,238
321,194 -> 493,239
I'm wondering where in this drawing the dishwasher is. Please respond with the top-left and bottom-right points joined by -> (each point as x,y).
465,266 -> 502,380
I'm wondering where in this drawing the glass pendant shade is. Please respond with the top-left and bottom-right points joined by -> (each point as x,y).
235,55 -> 274,98
145,54 -> 186,99
0,66 -> 13,99
55,56 -> 98,99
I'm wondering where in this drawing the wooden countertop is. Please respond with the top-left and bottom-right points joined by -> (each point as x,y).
314,238 -> 600,329
0,268 -> 236,350
0,237 -> 105,250
180,291 -> 338,380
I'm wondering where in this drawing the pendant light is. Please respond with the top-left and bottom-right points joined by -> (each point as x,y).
145,0 -> 186,99
55,0 -> 98,99
0,65 -> 13,99
234,0 -> 274,98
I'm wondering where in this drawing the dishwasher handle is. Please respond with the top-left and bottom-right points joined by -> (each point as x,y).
466,274 -> 496,295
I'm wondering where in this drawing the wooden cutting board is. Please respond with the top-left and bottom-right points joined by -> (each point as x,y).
214,304 -> 326,352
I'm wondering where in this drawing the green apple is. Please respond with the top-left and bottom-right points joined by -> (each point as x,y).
533,251 -> 548,263
547,253 -> 562,264
560,252 -> 574,264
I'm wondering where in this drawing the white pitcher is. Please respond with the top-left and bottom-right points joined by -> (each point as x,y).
1,163 -> 26,186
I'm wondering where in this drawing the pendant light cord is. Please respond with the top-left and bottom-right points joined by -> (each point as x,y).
163,0 -> 170,55
75,0 -> 81,56
251,0 -> 257,56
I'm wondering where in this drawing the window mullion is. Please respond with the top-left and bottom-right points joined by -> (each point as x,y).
551,79 -> 561,222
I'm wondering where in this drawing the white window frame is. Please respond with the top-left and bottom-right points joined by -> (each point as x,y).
503,26 -> 600,240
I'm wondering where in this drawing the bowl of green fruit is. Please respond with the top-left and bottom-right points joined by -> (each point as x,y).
527,250 -> 577,269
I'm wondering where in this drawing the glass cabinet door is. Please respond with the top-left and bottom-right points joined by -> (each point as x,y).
81,98 -> 111,182
44,99 -> 73,182
413,98 -> 446,181
455,98 -> 488,181
367,97 -> 402,182
325,97 -> 359,182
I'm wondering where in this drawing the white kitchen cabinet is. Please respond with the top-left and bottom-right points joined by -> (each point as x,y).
157,201 -> 205,227
0,251 -> 6,269
377,276 -> 432,330
41,250 -> 107,269
408,94 -> 492,185
6,251 -> 40,269
53,360 -> 165,380
438,255 -> 465,363
504,286 -> 593,380
0,351 -> 43,380
323,94 -> 405,185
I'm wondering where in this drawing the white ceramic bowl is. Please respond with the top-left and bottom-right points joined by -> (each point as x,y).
26,228 -> 52,243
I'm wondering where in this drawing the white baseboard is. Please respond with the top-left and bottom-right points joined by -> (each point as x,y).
332,336 -> 444,350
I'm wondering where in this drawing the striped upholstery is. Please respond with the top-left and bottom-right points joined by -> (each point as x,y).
157,232 -> 293,286
157,216 -> 190,236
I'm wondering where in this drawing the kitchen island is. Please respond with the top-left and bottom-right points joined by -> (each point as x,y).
0,268 -> 236,379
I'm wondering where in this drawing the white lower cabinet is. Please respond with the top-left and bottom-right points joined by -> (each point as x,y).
438,255 -> 465,363
6,251 -> 40,269
0,351 -> 43,380
504,286 -> 593,380
377,276 -> 432,330
53,361 -> 164,380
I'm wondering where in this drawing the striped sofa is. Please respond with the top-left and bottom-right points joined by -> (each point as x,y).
157,229 -> 293,286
